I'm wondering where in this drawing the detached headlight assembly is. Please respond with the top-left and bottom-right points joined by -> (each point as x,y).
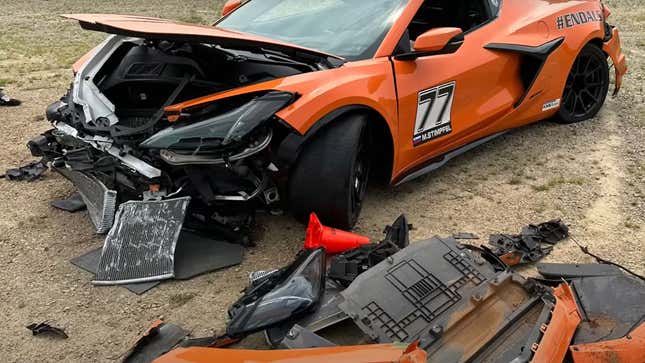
226,248 -> 326,337
140,91 -> 295,150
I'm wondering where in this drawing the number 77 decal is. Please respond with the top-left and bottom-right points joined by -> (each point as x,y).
413,81 -> 456,146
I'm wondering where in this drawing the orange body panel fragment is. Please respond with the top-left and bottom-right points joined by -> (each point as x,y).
153,343 -> 427,363
531,284 -> 582,363
570,323 -> 645,363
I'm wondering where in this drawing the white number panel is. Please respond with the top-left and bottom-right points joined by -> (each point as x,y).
413,81 -> 456,146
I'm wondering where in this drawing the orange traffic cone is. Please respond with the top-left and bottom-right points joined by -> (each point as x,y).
304,213 -> 370,254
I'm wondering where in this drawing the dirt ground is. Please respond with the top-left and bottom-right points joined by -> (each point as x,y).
0,0 -> 643,361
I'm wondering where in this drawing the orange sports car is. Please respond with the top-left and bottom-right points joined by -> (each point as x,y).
30,0 -> 626,232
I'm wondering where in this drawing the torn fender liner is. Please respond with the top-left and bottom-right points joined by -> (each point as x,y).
569,322 -> 645,363
153,343 -> 427,363
94,197 -> 190,285
55,167 -> 117,234
338,236 -> 567,361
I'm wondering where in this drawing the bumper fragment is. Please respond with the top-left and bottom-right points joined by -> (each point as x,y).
603,27 -> 628,96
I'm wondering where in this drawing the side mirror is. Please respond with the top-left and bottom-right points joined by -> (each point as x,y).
396,27 -> 464,61
222,0 -> 243,17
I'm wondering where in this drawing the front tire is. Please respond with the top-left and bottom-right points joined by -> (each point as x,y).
556,44 -> 610,124
288,114 -> 370,229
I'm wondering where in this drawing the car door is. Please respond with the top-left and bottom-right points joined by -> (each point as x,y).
392,0 -> 524,179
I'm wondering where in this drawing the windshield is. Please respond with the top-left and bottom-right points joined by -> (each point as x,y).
216,0 -> 409,60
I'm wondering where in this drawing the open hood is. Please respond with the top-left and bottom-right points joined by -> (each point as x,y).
63,14 -> 344,61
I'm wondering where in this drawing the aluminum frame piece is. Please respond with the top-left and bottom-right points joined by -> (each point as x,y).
94,196 -> 190,285
53,122 -> 162,178
55,167 -> 117,234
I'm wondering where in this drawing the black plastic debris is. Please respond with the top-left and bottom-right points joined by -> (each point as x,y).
337,236 -> 553,361
537,263 -> 623,279
328,240 -> 404,287
489,219 -> 569,266
26,322 -> 68,339
173,231 -> 244,280
527,219 -> 569,244
327,215 -> 410,287
279,324 -> 336,349
338,237 -> 498,346
2,160 -> 47,181
452,232 -> 480,240
123,321 -> 188,363
70,247 -> 160,295
51,192 -> 87,213
382,214 -> 412,248
94,197 -> 191,285
0,88 -> 21,106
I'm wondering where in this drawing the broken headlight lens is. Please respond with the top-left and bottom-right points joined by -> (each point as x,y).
140,91 -> 295,150
226,248 -> 325,337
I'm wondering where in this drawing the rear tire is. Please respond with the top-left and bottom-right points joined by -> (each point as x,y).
556,44 -> 610,124
288,114 -> 370,230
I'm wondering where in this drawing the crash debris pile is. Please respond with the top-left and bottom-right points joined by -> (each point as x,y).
118,216 -> 645,363
60,193 -> 244,294
488,219 -> 569,266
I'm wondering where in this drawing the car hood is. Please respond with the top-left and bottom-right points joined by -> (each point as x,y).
63,14 -> 344,61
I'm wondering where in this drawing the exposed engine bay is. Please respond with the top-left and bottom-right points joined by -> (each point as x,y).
28,35 -> 335,241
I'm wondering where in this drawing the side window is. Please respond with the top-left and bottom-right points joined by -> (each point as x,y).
408,0 -> 495,41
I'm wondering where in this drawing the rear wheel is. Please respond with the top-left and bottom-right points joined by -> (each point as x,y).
288,114 -> 370,229
556,44 -> 610,124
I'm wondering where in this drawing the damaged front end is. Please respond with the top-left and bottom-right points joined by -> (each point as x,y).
30,32 -> 322,237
